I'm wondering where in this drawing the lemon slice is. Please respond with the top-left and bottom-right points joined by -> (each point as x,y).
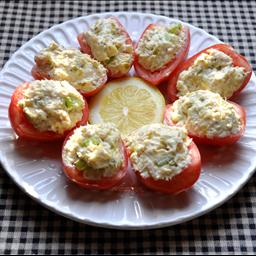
89,77 -> 166,135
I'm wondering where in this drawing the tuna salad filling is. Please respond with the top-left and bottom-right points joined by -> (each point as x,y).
84,18 -> 134,76
62,123 -> 124,180
34,42 -> 107,92
136,23 -> 185,71
19,80 -> 85,134
126,124 -> 191,181
171,90 -> 242,138
176,49 -> 248,98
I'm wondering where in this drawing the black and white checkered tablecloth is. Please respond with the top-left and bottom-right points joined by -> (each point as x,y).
0,0 -> 256,254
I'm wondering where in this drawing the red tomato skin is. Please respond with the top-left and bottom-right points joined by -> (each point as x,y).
8,83 -> 89,141
134,142 -> 201,194
167,44 -> 253,102
133,24 -> 190,86
164,102 -> 246,146
62,139 -> 129,190
77,16 -> 134,78
77,33 -> 93,56
31,66 -> 50,80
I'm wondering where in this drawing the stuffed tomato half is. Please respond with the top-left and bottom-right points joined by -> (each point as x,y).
77,17 -> 134,78
168,44 -> 252,102
9,80 -> 89,141
32,42 -> 108,97
164,90 -> 246,146
125,123 -> 201,194
134,23 -> 190,85
62,123 -> 128,190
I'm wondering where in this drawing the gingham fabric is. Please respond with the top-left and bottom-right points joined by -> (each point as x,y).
0,0 -> 256,254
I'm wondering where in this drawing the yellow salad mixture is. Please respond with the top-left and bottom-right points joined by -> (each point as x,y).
84,18 -> 134,76
34,42 -> 107,92
126,124 -> 191,181
136,23 -> 185,71
19,80 -> 85,134
171,90 -> 242,138
176,49 -> 248,98
62,123 -> 124,180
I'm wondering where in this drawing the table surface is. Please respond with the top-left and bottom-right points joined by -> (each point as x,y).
0,0 -> 256,254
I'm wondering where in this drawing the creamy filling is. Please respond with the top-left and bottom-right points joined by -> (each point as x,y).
126,124 -> 191,181
19,80 -> 85,134
171,90 -> 242,138
176,49 -> 247,98
136,23 -> 185,71
63,123 -> 124,180
34,42 -> 107,92
85,18 -> 133,75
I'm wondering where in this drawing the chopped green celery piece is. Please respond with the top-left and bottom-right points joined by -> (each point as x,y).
75,159 -> 88,171
65,97 -> 83,110
70,66 -> 79,72
81,138 -> 90,147
91,136 -> 101,145
156,158 -> 171,167
168,23 -> 182,34
81,136 -> 101,147
106,56 -> 115,64
64,96 -> 73,110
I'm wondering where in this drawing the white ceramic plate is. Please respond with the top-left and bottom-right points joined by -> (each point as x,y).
0,12 -> 256,230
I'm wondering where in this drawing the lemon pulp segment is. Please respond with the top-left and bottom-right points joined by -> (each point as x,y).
89,77 -> 166,134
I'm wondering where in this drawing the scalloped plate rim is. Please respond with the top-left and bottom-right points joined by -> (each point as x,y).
0,12 -> 256,230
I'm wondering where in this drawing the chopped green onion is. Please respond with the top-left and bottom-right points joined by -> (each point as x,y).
168,23 -> 182,34
65,97 -> 83,110
81,138 -> 91,147
91,136 -> 101,145
156,158 -> 171,167
64,97 -> 73,110
75,159 -> 88,171
81,136 -> 101,147
106,56 -> 115,64
70,66 -> 79,72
